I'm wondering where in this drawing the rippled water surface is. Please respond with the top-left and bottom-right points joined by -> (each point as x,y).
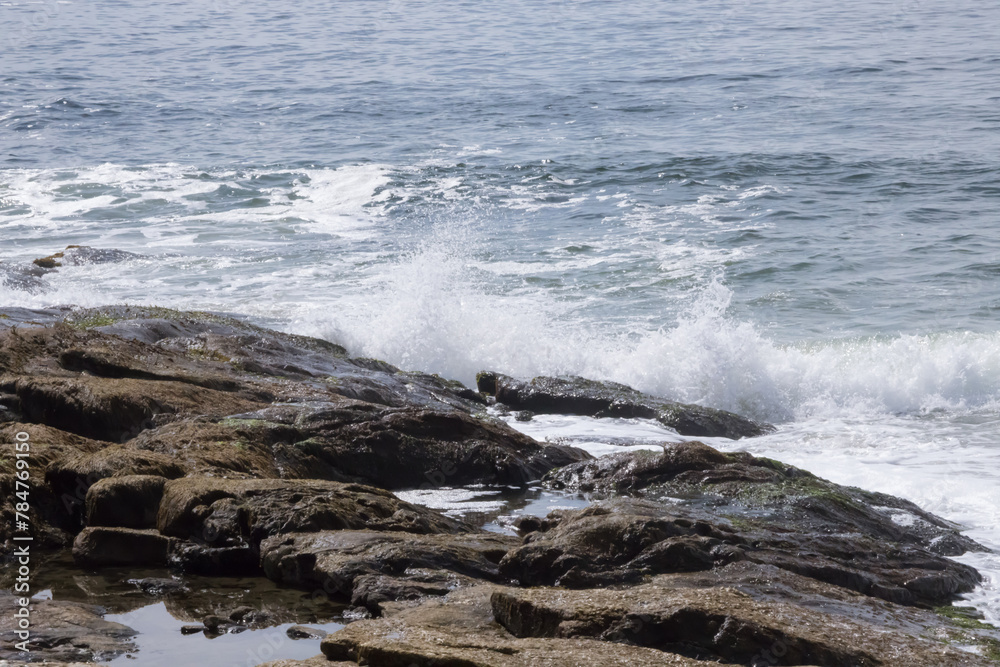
3,0 -> 1000,631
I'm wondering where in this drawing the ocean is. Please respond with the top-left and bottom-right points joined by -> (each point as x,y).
3,0 -> 999,624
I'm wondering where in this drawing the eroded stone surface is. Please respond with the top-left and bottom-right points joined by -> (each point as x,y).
477,371 -> 773,439
0,590 -> 136,663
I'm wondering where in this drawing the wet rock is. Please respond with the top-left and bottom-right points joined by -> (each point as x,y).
489,578 -> 994,666
316,582 -> 1000,666
66,304 -> 483,411
277,407 -> 590,489
0,318 -> 587,500
515,410 -> 534,421
0,306 -> 73,329
73,527 -> 172,567
260,530 -> 516,606
0,263 -> 52,294
319,586 -> 717,666
350,571 -> 472,615
477,371 -> 773,439
287,625 -> 328,640
158,477 -> 470,543
12,375 -> 262,443
180,624 -> 203,635
261,658 -> 350,667
501,486 -> 983,606
46,446 -> 186,528
127,577 -> 187,596
32,245 -> 145,268
202,613 -> 229,633
546,441 -> 986,557
0,590 -> 136,663
86,475 -> 167,529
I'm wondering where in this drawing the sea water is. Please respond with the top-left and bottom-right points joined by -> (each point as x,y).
2,0 -> 999,626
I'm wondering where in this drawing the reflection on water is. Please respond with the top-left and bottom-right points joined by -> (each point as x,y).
105,602 -> 343,666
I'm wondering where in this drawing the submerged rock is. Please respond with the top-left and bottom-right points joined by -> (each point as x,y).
31,245 -> 146,269
477,371 -> 773,439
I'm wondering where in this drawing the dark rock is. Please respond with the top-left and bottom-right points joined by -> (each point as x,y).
515,410 -> 534,421
46,446 -> 186,528
545,441 -> 986,559
202,614 -> 229,633
287,625 -> 329,640
477,371 -> 773,439
350,572 -> 467,615
73,527 -> 172,567
502,483 -> 983,607
127,577 -> 187,596
0,319 -> 587,500
0,590 -> 136,663
86,475 -> 167,528
260,530 -> 516,605
180,624 -> 203,635
158,477 -> 470,543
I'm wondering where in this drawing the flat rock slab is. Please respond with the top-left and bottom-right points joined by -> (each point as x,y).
0,591 -> 136,663
261,530 -> 517,606
320,586 -> 740,666
490,580 -> 996,666
477,371 -> 773,439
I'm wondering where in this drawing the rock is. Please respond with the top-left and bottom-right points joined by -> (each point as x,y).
0,590 -> 136,663
274,406 -> 590,489
286,625 -> 329,640
515,410 -> 534,421
546,441 -> 986,557
158,477 -> 470,542
261,658 -> 351,667
489,576 -> 997,666
0,306 -> 73,328
0,318 -> 588,501
319,586 -> 717,666
501,485 -> 983,606
180,624 -> 203,635
46,446 -> 186,527
350,571 -> 472,615
315,582 -> 1000,666
127,577 -> 187,596
0,263 -> 53,295
66,304 -> 483,411
85,475 -> 167,528
73,527 -> 172,567
260,530 -> 516,607
477,371 -> 773,439
202,613 -> 229,633
12,375 -> 262,443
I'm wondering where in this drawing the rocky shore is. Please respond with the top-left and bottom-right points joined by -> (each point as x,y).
1,304 -> 998,665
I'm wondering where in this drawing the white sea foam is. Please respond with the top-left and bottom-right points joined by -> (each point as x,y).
3,160 -> 1000,621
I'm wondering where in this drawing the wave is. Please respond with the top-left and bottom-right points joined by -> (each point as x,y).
305,239 -> 1000,424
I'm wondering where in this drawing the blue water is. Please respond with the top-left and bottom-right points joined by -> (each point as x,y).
3,0 -> 1000,629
